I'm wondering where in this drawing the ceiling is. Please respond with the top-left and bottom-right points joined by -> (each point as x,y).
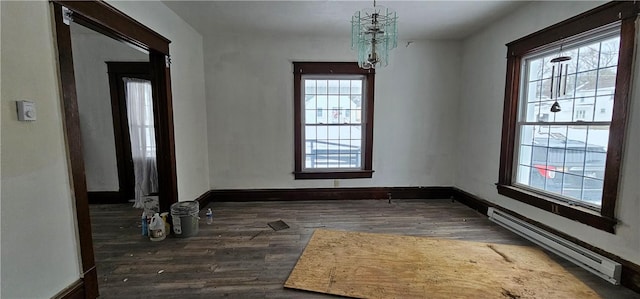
163,1 -> 527,40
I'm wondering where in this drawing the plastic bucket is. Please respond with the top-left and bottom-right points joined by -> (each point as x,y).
170,201 -> 199,237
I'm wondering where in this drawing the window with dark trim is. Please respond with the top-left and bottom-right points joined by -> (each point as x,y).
498,2 -> 639,233
293,62 -> 375,179
106,62 -> 152,202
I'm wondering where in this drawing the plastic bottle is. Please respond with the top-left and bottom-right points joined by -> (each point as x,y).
141,211 -> 148,236
206,208 -> 213,225
149,213 -> 166,241
160,212 -> 170,235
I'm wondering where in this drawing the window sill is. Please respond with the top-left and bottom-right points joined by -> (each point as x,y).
496,184 -> 616,233
294,170 -> 374,180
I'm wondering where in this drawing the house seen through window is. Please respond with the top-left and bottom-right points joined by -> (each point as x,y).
515,28 -> 619,208
498,2 -> 637,232
304,79 -> 363,169
293,62 -> 375,179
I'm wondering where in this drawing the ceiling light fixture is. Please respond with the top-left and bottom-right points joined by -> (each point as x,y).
351,0 -> 398,69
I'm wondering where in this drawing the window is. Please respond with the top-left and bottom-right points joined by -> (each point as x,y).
293,62 -> 375,179
123,78 -> 156,158
515,28 -> 618,208
498,2 -> 638,233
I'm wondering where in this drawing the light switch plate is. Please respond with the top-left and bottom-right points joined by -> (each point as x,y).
16,100 -> 36,121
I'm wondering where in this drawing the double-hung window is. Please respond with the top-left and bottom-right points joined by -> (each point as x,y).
293,62 -> 375,179
498,2 -> 638,232
516,27 -> 619,208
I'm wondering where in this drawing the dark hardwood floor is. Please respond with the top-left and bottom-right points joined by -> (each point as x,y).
89,199 -> 640,298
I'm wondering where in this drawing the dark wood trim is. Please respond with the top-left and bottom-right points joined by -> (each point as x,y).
52,1 -> 177,297
497,184 -> 616,233
194,190 -> 214,208
622,263 -> 640,295
52,279 -> 85,299
451,187 -> 640,294
52,1 -> 170,54
106,61 -> 151,75
52,4 -> 98,298
208,186 -> 453,202
52,266 -> 97,299
506,1 -> 640,56
149,51 -> 178,213
82,266 -> 98,299
292,62 -> 375,75
293,170 -> 374,180
192,186 -> 449,208
364,65 -> 375,172
106,62 -> 151,202
293,65 -> 302,176
498,1 -> 638,233
601,17 -> 635,219
87,191 -> 128,204
292,62 -> 375,180
107,64 -> 132,201
450,188 -> 492,215
498,55 -> 520,185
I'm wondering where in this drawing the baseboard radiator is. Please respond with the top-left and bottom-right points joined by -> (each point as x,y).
487,207 -> 621,285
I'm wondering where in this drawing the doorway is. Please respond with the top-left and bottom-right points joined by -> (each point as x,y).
71,20 -> 154,205
52,1 -> 178,297
105,61 -> 157,206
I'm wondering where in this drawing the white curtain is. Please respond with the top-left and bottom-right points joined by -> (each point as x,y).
123,77 -> 158,208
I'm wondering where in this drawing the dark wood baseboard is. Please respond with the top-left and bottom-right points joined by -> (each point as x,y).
198,186 -> 453,207
53,279 -> 85,299
450,187 -> 492,215
83,266 -> 99,298
53,265 -> 98,299
87,191 -> 127,204
194,190 -> 214,208
450,187 -> 640,294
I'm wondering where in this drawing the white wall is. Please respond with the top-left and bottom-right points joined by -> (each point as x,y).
1,1 -> 209,297
0,0 -> 2,290
457,1 -> 640,265
70,23 -> 148,192
1,2 -> 81,297
203,34 -> 461,189
1,0 -> 4,291
107,1 -> 210,201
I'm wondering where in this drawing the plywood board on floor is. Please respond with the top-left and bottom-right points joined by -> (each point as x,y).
284,229 -> 600,299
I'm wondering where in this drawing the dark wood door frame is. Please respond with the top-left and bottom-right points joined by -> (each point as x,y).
52,1 -> 178,297
106,62 -> 152,203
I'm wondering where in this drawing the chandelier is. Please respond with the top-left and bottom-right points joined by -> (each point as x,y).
351,0 -> 398,69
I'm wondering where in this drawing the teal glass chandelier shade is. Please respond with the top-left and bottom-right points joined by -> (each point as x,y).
351,3 -> 398,69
